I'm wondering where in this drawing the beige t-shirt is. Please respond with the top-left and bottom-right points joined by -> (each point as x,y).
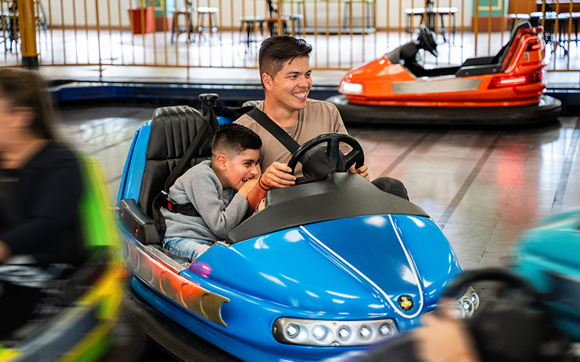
235,99 -> 349,176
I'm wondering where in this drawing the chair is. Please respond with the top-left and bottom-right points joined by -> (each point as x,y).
531,11 -> 568,56
266,0 -> 302,36
239,16 -> 265,52
172,1 -> 195,43
196,5 -> 220,41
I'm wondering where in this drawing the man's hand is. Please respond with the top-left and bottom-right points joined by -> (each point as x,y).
238,177 -> 259,197
415,301 -> 480,362
246,162 -> 295,211
0,241 -> 11,262
260,162 -> 296,189
349,163 -> 370,181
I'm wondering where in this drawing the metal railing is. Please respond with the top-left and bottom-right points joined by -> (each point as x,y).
1,0 -> 578,77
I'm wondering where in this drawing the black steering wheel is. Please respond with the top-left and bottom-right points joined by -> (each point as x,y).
440,268 -> 568,362
417,25 -> 438,57
287,133 -> 364,175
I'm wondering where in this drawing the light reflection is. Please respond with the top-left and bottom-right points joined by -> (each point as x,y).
305,290 -> 320,298
408,216 -> 426,228
253,236 -> 269,249
280,274 -> 300,284
326,291 -> 359,299
259,272 -> 287,287
368,304 -> 384,309
399,265 -> 416,285
191,261 -> 213,278
284,229 -> 305,242
332,299 -> 346,304
364,215 -> 387,227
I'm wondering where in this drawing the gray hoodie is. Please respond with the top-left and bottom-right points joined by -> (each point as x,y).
161,160 -> 249,242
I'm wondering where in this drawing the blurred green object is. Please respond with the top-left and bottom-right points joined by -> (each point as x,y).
0,155 -> 124,362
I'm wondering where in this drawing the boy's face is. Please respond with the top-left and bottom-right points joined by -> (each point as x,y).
264,56 -> 312,113
223,148 -> 260,190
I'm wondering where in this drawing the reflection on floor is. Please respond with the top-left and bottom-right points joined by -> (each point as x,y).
60,103 -> 580,271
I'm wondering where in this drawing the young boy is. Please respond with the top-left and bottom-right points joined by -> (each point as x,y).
161,123 -> 292,262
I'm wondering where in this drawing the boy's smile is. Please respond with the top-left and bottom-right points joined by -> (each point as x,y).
223,148 -> 260,190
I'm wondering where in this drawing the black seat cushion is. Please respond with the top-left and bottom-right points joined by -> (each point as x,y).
139,105 -> 211,218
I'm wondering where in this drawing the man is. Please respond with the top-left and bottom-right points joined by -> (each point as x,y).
236,35 -> 408,200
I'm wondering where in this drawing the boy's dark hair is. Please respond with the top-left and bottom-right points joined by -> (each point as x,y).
211,123 -> 262,159
259,35 -> 312,85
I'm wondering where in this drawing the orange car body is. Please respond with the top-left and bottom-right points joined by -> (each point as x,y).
339,26 -> 547,107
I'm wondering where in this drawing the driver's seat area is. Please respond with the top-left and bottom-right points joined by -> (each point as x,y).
119,105 -> 211,246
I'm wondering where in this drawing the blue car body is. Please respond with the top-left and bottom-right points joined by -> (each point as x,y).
511,209 -> 580,341
117,112 -> 464,361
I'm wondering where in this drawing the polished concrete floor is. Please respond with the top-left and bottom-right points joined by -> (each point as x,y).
58,101 -> 580,361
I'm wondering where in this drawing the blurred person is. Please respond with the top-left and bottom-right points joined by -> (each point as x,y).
0,68 -> 87,337
235,35 -> 408,200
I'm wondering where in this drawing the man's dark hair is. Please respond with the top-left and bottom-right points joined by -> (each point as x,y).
259,35 -> 312,84
211,123 -> 262,159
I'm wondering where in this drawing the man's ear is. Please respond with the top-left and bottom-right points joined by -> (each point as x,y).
262,73 -> 272,90
215,154 -> 228,171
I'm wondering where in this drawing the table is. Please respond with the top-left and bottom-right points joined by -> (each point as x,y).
405,5 -> 457,42
277,0 -> 376,34
536,0 -> 580,12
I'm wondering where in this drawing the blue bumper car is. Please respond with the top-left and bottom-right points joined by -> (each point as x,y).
116,104 -> 476,361
347,209 -> 580,362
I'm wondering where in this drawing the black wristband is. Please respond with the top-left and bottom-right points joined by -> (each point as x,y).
259,175 -> 271,191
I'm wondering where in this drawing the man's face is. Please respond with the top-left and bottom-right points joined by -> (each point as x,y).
223,148 -> 260,191
266,56 -> 312,113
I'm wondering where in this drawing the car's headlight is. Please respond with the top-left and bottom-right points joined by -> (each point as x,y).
273,317 -> 398,346
453,287 -> 479,318
339,81 -> 363,95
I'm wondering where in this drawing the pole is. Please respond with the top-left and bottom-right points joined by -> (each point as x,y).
18,0 -> 39,69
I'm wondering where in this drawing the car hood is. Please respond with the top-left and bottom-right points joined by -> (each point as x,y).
186,214 -> 460,319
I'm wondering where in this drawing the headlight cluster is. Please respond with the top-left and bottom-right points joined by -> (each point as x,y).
273,317 -> 398,346
339,81 -> 363,95
449,287 -> 480,318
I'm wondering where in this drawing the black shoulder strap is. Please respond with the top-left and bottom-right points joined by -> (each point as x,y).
164,118 -> 212,191
247,107 -> 300,154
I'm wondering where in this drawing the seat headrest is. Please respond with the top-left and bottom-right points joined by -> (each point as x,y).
512,20 -> 532,37
147,105 -> 209,161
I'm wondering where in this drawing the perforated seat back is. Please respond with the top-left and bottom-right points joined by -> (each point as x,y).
138,105 -> 211,218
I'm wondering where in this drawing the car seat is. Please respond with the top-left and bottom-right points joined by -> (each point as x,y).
139,105 -> 211,219
119,105 -> 211,246
492,19 -> 532,66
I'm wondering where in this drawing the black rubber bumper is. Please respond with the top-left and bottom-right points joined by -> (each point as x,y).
121,281 -> 239,362
326,95 -> 562,126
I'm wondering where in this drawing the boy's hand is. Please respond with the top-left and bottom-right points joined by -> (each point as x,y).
260,162 -> 296,189
349,163 -> 370,180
